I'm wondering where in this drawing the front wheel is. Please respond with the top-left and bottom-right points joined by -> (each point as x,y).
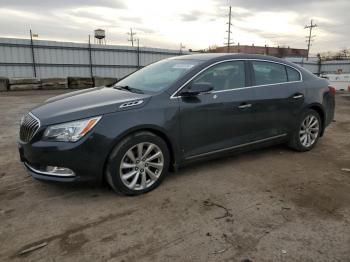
106,131 -> 170,195
288,109 -> 321,152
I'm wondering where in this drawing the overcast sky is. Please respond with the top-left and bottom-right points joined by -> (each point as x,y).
0,0 -> 348,54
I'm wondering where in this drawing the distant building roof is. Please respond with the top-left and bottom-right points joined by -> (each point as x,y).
208,44 -> 308,58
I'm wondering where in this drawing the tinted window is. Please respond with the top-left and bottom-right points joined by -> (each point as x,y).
115,59 -> 202,93
192,61 -> 245,91
252,61 -> 287,85
286,66 -> 301,81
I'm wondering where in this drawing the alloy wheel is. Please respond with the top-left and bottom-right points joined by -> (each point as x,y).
119,142 -> 164,190
299,115 -> 320,147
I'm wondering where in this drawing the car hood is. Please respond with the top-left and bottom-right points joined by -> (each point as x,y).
31,87 -> 151,125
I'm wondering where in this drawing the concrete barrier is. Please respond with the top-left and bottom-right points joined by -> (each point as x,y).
9,78 -> 41,85
10,84 -> 42,91
0,77 -> 9,91
68,77 -> 93,89
41,78 -> 68,90
94,77 -> 118,87
2,77 -> 121,91
9,78 -> 41,91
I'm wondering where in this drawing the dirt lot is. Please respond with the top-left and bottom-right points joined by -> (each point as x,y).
0,90 -> 349,262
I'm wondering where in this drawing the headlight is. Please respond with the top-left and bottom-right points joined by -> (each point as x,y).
43,116 -> 101,142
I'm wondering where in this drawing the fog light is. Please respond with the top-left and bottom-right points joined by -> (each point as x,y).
46,166 -> 75,176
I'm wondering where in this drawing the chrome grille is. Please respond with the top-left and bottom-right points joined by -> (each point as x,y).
19,113 -> 40,143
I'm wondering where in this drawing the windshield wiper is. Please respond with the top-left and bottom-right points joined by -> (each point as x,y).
114,85 -> 144,94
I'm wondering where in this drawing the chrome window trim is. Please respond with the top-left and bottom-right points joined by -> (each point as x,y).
24,162 -> 76,177
170,59 -> 303,99
185,133 -> 287,160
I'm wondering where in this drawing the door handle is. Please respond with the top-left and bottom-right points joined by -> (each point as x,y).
292,93 -> 304,99
238,103 -> 252,109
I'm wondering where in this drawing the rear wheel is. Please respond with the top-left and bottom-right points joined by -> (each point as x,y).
106,131 -> 170,195
288,109 -> 321,152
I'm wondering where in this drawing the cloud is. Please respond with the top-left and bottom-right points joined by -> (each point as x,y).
0,0 -> 348,53
214,0 -> 332,11
180,11 -> 209,22
1,0 -> 126,10
211,0 -> 350,52
134,27 -> 157,34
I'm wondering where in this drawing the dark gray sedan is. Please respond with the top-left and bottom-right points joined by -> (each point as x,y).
18,54 -> 335,195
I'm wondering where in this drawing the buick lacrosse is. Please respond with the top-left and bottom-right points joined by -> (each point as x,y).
18,54 -> 335,195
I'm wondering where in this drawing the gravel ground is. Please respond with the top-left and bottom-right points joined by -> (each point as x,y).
0,90 -> 349,262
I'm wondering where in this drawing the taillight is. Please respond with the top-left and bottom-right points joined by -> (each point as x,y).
328,85 -> 336,96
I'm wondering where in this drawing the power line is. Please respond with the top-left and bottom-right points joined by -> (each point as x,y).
224,6 -> 234,53
305,19 -> 318,60
127,28 -> 136,47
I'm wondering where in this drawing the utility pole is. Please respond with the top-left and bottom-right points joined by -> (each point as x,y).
225,6 -> 233,53
127,28 -> 136,47
29,29 -> 37,78
88,35 -> 94,84
136,38 -> 140,69
305,19 -> 317,60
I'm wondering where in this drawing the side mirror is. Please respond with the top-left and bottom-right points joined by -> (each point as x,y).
180,83 -> 213,96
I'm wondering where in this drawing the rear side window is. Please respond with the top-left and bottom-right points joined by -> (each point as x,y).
252,61 -> 287,85
192,61 -> 246,91
286,66 -> 301,82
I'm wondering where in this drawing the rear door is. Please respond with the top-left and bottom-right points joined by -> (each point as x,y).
177,60 -> 257,159
249,60 -> 305,139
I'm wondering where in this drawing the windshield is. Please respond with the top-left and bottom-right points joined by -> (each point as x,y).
114,59 -> 202,93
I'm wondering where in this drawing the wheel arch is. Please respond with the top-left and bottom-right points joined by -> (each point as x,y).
102,125 -> 177,182
307,103 -> 325,137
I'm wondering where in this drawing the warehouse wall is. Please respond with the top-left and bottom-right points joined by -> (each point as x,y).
0,37 -> 185,79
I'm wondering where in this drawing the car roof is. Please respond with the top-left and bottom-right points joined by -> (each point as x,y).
170,53 -> 315,80
170,53 -> 312,75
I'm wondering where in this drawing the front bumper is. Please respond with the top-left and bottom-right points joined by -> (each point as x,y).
23,162 -> 78,182
18,133 -> 109,183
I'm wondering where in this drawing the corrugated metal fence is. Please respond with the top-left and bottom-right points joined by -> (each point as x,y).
286,57 -> 350,75
1,37 -> 349,78
319,60 -> 350,74
0,37 -> 184,79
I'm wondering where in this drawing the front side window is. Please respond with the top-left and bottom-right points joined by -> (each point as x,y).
252,61 -> 287,85
115,59 -> 202,93
191,61 -> 246,91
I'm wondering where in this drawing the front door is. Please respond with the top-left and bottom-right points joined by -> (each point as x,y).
177,60 -> 256,159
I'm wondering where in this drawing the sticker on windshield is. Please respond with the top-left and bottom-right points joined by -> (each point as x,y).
172,64 -> 195,69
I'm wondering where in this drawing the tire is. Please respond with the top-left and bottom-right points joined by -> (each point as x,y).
106,131 -> 170,195
288,109 -> 321,152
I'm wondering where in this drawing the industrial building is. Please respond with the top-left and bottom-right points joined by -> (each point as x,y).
210,44 -> 308,58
